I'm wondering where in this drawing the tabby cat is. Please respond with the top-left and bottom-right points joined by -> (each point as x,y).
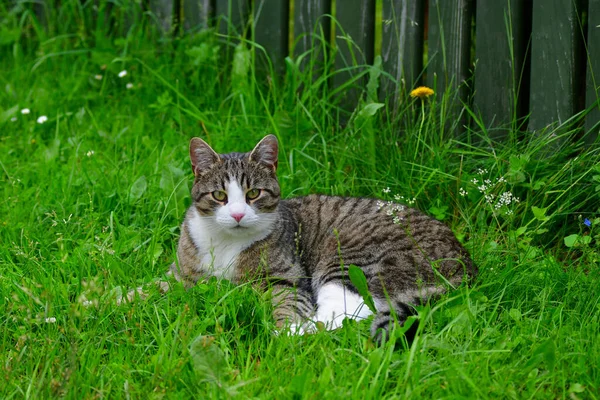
168,135 -> 476,342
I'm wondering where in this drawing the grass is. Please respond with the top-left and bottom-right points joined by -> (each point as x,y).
1,2 -> 600,398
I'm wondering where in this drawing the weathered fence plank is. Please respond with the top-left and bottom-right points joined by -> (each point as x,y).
182,0 -> 212,31
293,0 -> 331,92
380,0 -> 425,108
253,0 -> 289,74
585,0 -> 600,143
216,0 -> 249,37
149,0 -> 174,33
474,0 -> 530,137
528,0 -> 584,131
427,0 -> 474,132
293,0 -> 331,59
333,0 -> 376,113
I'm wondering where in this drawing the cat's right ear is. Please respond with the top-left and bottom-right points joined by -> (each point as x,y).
189,137 -> 220,176
249,134 -> 278,171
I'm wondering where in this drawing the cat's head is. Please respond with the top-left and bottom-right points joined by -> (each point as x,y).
188,135 -> 280,236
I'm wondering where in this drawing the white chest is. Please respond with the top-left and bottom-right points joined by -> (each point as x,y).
186,208 -> 261,281
197,239 -> 248,281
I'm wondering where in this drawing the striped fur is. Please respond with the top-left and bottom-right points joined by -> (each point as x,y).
171,135 -> 477,343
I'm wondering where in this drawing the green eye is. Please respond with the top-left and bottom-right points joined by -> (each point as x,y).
246,188 -> 261,200
212,190 -> 227,202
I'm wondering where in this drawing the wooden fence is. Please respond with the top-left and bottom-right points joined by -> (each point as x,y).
23,0 -> 600,140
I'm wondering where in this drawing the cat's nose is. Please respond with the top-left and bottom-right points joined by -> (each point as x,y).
231,212 -> 245,223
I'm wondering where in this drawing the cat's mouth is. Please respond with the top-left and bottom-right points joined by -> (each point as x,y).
229,223 -> 251,231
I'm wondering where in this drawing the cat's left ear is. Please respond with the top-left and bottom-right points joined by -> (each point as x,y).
190,137 -> 220,176
249,134 -> 278,171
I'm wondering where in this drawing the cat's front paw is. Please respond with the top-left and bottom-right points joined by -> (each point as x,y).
115,280 -> 172,305
116,286 -> 147,305
275,321 -> 318,336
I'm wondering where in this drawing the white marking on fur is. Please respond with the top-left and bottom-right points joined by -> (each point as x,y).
315,283 -> 379,330
221,180 -> 247,223
281,321 -> 318,336
186,180 -> 276,280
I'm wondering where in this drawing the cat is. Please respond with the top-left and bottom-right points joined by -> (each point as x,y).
160,135 -> 476,343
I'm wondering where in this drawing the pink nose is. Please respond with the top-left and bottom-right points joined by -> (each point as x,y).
231,213 -> 245,222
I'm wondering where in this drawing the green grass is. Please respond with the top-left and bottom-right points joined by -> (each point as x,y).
1,2 -> 600,398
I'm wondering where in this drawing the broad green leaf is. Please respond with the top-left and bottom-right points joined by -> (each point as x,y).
509,308 -> 522,321
290,371 -> 310,396
153,245 -> 163,261
513,226 -> 527,237
357,102 -> 385,119
189,335 -> 231,393
0,105 -> 18,123
129,175 -> 147,202
43,138 -> 61,162
317,365 -> 333,387
564,234 -> 579,248
231,43 -> 251,93
159,165 -> 185,191
429,205 -> 448,221
348,265 -> 377,313
186,43 -> 219,67
524,338 -> 556,371
354,102 -> 385,131
507,154 -> 528,183
366,55 -> 383,103
531,206 -> 550,222
537,339 -> 556,370
569,383 -> 585,393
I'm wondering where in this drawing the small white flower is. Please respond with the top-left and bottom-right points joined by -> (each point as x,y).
21,108 -> 30,114
94,74 -> 103,80
118,70 -> 127,78
45,317 -> 56,323
126,82 -> 134,90
10,117 -> 17,122
82,300 -> 93,307
382,187 -> 391,194
459,188 -> 468,197
37,115 -> 48,124
86,150 -> 95,157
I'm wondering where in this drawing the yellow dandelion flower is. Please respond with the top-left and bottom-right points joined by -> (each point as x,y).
410,86 -> 434,99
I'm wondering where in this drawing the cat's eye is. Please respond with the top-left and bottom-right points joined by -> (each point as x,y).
212,190 -> 227,202
246,188 -> 261,201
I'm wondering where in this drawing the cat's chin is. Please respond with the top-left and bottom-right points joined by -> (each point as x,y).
231,222 -> 277,242
227,225 -> 250,233
217,223 -> 269,239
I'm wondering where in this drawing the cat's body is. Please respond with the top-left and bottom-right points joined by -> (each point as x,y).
169,135 -> 476,341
